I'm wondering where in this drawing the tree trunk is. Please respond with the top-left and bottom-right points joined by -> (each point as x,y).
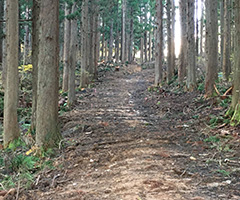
222,0 -> 231,80
2,0 -> 6,88
171,0 -> 176,77
227,0 -> 240,125
31,0 -> 40,131
94,10 -> 100,78
148,32 -> 151,62
200,0 -> 204,56
62,4 -> 71,92
81,0 -> 89,88
167,0 -> 173,83
23,7 -> 30,65
101,20 -> 105,61
128,8 -> 134,63
195,0 -> 199,56
187,0 -> 196,90
104,40 -> 108,62
68,3 -> 77,106
155,0 -> 163,86
108,19 -> 114,62
220,0 -> 224,69
0,0 -> 3,63
121,0 -> 126,63
205,0 -> 218,97
140,13 -> 144,64
179,0 -> 187,83
36,0 -> 61,148
4,0 -> 19,146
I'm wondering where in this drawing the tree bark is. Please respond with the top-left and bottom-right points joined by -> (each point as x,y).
220,0 -> 224,69
171,0 -> 176,77
167,0 -> 173,83
186,0 -> 196,90
68,3 -> 77,106
4,0 -> 19,146
179,0 -> 187,83
36,0 -> 61,148
2,0 -> 6,88
62,4 -> 71,92
121,0 -> 126,63
0,0 -> 3,63
227,0 -> 240,125
155,0 -> 163,86
222,0 -> 231,80
81,0 -> 89,88
205,0 -> 218,97
108,19 -> 114,62
31,0 -> 40,131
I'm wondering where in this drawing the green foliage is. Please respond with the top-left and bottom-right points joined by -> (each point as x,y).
216,169 -> 230,177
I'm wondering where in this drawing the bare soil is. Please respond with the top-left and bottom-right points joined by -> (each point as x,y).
20,65 -> 240,200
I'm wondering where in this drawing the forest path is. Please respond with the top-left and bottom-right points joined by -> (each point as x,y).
27,65 -> 239,200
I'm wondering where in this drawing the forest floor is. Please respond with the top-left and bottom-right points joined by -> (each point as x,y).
18,64 -> 240,200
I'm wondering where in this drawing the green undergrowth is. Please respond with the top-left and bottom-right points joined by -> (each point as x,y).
0,138 -> 55,190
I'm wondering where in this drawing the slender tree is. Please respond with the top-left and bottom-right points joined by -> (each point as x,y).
222,0 -> 231,80
205,0 -> 218,97
179,0 -> 187,83
68,3 -> 77,106
186,0 -> 196,90
3,0 -> 19,146
155,0 -> 163,86
227,0 -> 240,125
62,3 -> 71,92
31,0 -> 40,131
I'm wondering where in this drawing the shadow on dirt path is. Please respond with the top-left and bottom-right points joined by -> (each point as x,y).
24,65 -> 239,200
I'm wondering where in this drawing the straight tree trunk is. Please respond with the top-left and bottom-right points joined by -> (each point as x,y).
155,0 -> 163,86
121,0 -> 126,63
0,0 -> 3,63
140,14 -> 144,64
2,0 -> 6,88
200,0 -> 204,56
23,7 -> 30,65
167,0 -> 173,83
187,0 -> 196,90
104,40 -> 108,62
222,0 -> 231,80
89,1 -> 94,75
128,8 -> 134,63
101,20 -> 105,61
62,4 -> 71,92
4,0 -> 19,146
171,0 -> 176,77
179,0 -> 187,83
144,7 -> 148,63
31,0 -> 40,131
195,0 -> 199,56
115,0 -> 120,63
220,0 -> 224,69
94,10 -> 100,78
36,0 -> 61,148
81,0 -> 89,88
227,0 -> 240,125
205,0 -> 218,97
148,32 -> 151,62
108,19 -> 114,62
68,3 -> 77,106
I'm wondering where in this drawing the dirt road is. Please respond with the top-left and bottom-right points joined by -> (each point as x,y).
23,65 -> 239,200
